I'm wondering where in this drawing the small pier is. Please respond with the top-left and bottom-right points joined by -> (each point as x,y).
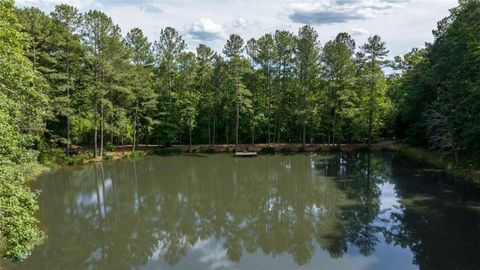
234,152 -> 258,157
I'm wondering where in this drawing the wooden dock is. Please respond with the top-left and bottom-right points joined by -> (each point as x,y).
234,152 -> 258,157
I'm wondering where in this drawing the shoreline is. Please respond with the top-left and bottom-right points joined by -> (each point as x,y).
41,141 -> 480,191
83,141 -> 398,163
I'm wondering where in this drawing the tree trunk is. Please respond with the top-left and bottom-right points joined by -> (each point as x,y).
213,115 -> 216,145
133,106 -> 138,152
93,100 -> 98,158
121,133 -> 125,155
368,58 -> 376,149
302,121 -> 306,149
236,89 -> 240,149
208,118 -> 211,145
189,125 -> 192,152
100,105 -> 104,158
267,67 -> 271,145
226,120 -> 229,145
66,42 -> 71,157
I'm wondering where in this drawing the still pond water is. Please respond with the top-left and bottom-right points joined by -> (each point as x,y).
6,152 -> 480,270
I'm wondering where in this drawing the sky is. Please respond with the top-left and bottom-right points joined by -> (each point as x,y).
16,0 -> 459,58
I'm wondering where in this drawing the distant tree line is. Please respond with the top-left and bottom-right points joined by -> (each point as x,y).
13,3 -> 393,156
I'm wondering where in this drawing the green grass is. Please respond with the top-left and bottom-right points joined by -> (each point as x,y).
394,145 -> 480,185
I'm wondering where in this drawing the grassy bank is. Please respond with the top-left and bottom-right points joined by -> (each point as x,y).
393,145 -> 480,184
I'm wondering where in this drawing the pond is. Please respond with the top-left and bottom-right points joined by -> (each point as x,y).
6,152 -> 480,270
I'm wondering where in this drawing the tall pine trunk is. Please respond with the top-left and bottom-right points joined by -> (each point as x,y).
212,115 -> 216,145
66,43 -> 71,156
100,105 -> 104,157
189,125 -> 192,152
133,106 -> 138,152
93,95 -> 98,158
367,58 -> 376,149
235,82 -> 240,149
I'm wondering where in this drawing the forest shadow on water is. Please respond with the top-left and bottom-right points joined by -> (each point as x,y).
6,152 -> 480,270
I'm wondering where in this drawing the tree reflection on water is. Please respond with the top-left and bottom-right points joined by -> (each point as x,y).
10,152 -> 480,270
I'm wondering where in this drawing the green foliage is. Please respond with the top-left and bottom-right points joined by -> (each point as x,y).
199,147 -> 216,154
395,0 -> 480,160
130,151 -> 145,158
0,176 -> 44,261
0,0 -> 47,261
357,145 -> 371,153
38,148 -> 67,167
152,148 -> 181,156
259,147 -> 276,155
329,145 -> 342,153
103,155 -> 114,161
104,141 -> 113,152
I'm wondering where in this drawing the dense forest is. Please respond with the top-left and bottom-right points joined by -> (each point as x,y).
0,0 -> 479,262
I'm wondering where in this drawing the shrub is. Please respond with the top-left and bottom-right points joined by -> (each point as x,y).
199,147 -> 216,154
260,147 -> 275,154
298,146 -> 306,153
104,142 -> 114,152
329,145 -> 342,153
280,147 -> 292,154
152,148 -> 181,156
130,150 -> 144,158
357,144 -> 371,153
38,148 -> 67,167
103,155 -> 114,161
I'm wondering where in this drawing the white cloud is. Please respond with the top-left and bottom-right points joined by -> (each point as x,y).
233,17 -> 248,28
351,27 -> 369,36
16,0 -> 100,10
189,18 -> 225,41
288,0 -> 410,25
16,0 -> 459,58
138,3 -> 164,13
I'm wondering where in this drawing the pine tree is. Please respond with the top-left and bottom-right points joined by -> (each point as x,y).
360,35 -> 389,148
295,26 -> 320,148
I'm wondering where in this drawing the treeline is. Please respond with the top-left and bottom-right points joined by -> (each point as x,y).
393,0 -> 480,160
13,3 -> 394,158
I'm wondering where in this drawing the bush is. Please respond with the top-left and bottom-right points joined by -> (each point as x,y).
0,167 -> 44,261
298,146 -> 306,153
280,147 -> 292,154
130,151 -> 144,158
152,148 -> 181,156
357,144 -> 371,153
260,147 -> 275,154
38,148 -> 67,167
329,145 -> 342,153
199,147 -> 216,154
105,141 -> 114,152
103,155 -> 114,161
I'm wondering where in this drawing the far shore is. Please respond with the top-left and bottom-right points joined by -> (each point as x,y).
83,141 -> 399,163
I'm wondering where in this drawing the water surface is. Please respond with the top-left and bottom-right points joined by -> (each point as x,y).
6,153 -> 480,270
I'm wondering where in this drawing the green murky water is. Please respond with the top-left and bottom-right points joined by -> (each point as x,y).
6,152 -> 480,270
